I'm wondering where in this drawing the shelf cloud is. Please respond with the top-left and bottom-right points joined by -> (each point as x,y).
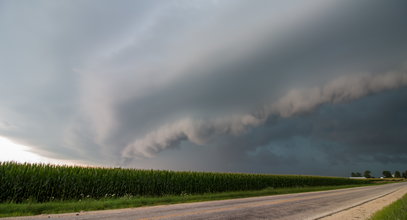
122,70 -> 407,158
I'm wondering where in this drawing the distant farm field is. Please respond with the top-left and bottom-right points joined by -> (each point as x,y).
0,162 -> 370,203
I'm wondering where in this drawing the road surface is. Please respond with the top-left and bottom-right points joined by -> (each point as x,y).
5,182 -> 407,220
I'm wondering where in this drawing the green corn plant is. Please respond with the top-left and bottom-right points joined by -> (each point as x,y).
0,162 -> 370,203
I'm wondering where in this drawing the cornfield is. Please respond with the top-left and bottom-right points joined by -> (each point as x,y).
0,162 -> 370,203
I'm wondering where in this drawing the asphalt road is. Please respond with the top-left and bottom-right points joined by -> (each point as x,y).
6,182 -> 407,220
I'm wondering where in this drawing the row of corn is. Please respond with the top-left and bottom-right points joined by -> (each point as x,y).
0,162 -> 370,203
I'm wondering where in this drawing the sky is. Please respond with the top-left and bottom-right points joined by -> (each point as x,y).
1,0 -> 407,177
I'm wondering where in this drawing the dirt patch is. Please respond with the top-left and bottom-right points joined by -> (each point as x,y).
320,185 -> 407,220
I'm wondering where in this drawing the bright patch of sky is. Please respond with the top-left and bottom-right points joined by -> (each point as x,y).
0,136 -> 80,166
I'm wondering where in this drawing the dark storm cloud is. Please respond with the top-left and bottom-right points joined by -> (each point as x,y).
120,70 -> 407,158
1,0 -> 407,175
117,1 -> 407,159
213,88 -> 407,176
312,89 -> 407,161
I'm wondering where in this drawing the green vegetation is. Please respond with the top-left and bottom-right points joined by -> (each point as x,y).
351,170 -> 407,179
364,170 -> 372,178
0,162 -> 371,203
365,178 -> 405,183
383,170 -> 393,178
351,172 -> 363,177
1,184 -> 373,217
369,193 -> 407,220
394,171 -> 401,178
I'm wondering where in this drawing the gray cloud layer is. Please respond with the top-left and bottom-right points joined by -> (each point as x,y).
122,71 -> 407,158
1,0 -> 407,176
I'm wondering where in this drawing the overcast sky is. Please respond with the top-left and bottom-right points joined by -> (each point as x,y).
1,0 -> 407,177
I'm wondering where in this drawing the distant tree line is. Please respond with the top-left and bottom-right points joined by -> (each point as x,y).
351,170 -> 407,178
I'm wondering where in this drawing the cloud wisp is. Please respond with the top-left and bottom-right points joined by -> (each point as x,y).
122,70 -> 407,158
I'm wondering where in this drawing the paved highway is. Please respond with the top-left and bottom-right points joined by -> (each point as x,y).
7,182 -> 407,220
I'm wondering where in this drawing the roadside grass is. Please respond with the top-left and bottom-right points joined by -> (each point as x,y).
0,184 -> 375,218
369,193 -> 407,220
366,178 -> 406,184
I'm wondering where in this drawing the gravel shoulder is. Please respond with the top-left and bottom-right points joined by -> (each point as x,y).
320,183 -> 407,220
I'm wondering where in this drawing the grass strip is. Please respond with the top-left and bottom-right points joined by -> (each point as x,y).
369,193 -> 407,220
0,184 -> 374,218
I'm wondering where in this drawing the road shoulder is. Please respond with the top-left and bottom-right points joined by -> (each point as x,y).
318,183 -> 407,220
